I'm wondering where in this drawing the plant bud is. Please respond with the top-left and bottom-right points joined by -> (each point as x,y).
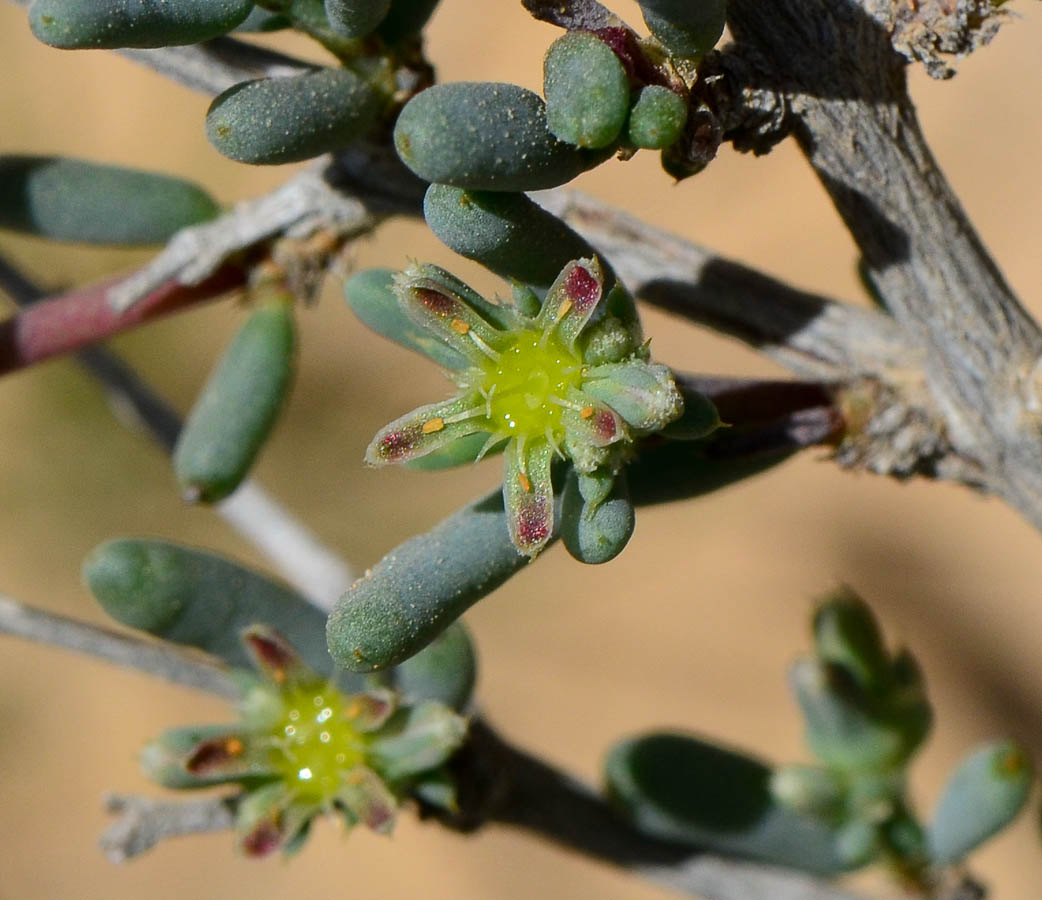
790,658 -> 930,772
394,82 -> 605,191
561,468 -> 634,564
30,0 -> 253,49
173,300 -> 296,503
207,68 -> 385,165
543,31 -> 630,149
627,85 -> 688,149
813,587 -> 893,693
0,155 -> 218,244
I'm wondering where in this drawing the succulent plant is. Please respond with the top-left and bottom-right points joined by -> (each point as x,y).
363,256 -> 683,557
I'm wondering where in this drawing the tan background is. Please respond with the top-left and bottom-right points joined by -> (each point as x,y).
1,2 -> 1041,897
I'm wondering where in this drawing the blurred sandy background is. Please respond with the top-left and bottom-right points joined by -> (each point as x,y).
1,2 -> 1041,898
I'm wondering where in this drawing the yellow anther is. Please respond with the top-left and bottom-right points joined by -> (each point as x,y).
422,417 -> 445,434
555,299 -> 573,320
519,473 -> 532,493
580,406 -> 595,419
451,318 -> 471,335
225,738 -> 245,756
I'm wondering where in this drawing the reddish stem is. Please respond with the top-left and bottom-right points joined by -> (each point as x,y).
0,263 -> 247,377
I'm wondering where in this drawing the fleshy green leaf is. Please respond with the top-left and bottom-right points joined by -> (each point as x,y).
543,30 -> 630,149
30,0 -> 253,49
173,300 -> 296,503
928,739 -> 1033,864
84,539 -> 339,678
325,0 -> 391,37
627,86 -> 688,150
636,0 -> 727,59
206,68 -> 385,165
0,156 -> 218,245
327,488 -> 553,672
391,621 -> 478,710
394,82 -> 606,191
422,184 -> 599,291
606,733 -> 846,874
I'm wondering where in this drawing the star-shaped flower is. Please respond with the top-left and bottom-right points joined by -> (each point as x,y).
141,625 -> 467,857
365,257 -> 683,557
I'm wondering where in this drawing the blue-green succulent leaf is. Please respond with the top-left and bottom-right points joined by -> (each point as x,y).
606,733 -> 847,874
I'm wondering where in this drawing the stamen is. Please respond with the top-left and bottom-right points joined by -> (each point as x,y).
225,738 -> 245,756
467,330 -> 500,362
545,427 -> 565,459
442,406 -> 487,425
518,472 -> 532,493
421,418 -> 445,434
555,298 -> 573,321
450,318 -> 470,335
515,434 -> 527,474
580,406 -> 595,420
474,432 -> 505,464
548,394 -> 586,413
479,383 -> 496,419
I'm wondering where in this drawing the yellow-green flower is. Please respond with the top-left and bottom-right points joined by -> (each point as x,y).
141,625 -> 467,856
365,257 -> 683,557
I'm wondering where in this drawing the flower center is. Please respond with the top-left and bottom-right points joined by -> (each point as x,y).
268,686 -> 367,804
483,329 -> 582,437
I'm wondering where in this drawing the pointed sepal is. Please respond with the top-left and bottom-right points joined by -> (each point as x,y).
337,766 -> 399,833
394,266 -> 510,365
345,689 -> 398,733
503,437 -> 556,557
370,701 -> 469,782
141,724 -> 272,789
242,624 -> 320,689
235,783 -> 318,858
536,257 -> 605,351
583,360 -> 684,432
366,395 -> 490,466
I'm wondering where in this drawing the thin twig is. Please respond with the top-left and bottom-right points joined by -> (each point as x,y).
0,595 -> 239,699
117,38 -> 313,96
108,166 -> 374,313
535,190 -> 917,381
101,794 -> 237,863
0,260 -> 247,377
0,255 -> 354,606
